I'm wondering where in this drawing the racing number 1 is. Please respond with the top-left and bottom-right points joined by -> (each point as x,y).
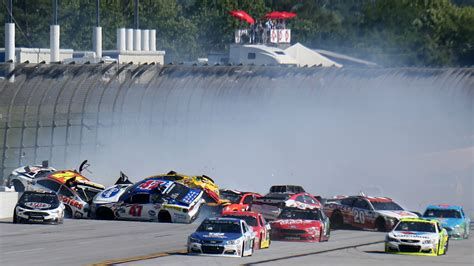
129,205 -> 143,217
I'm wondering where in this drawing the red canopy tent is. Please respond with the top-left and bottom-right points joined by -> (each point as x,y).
229,10 -> 255,24
265,11 -> 297,20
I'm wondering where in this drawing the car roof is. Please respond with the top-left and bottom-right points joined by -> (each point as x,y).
22,190 -> 56,195
425,204 -> 463,211
343,195 -> 393,202
205,217 -> 243,223
222,211 -> 260,217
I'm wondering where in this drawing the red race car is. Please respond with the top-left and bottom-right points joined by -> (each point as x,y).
220,189 -> 262,212
270,207 -> 330,242
252,192 -> 322,221
221,211 -> 271,249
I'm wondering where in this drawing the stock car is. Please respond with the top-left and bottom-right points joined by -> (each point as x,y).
324,195 -> 418,231
147,171 -> 220,203
187,217 -> 255,257
222,211 -> 271,249
251,191 -> 322,221
6,161 -> 56,192
220,190 -> 262,212
13,191 -> 65,224
91,177 -> 204,223
270,207 -> 330,242
422,205 -> 470,239
385,218 -> 449,256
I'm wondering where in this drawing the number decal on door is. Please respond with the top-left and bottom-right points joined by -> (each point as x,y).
129,205 -> 143,217
353,209 -> 365,224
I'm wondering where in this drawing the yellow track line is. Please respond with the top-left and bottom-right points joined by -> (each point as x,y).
88,249 -> 187,266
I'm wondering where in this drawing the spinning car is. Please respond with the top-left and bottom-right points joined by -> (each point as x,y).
220,190 -> 262,212
92,177 -> 203,223
221,211 -> 271,249
270,207 -> 330,242
324,195 -> 418,231
147,171 -> 220,203
6,161 -> 56,192
13,191 -> 65,224
385,218 -> 449,256
422,204 -> 470,239
188,217 -> 255,257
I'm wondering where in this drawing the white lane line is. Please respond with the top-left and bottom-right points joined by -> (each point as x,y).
4,247 -> 45,254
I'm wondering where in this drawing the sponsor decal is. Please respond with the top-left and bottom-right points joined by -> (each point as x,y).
277,219 -> 314,225
102,187 -> 121,198
25,202 -> 51,209
59,195 -> 83,210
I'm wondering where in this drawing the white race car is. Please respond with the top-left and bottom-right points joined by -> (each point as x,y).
188,217 -> 255,257
6,161 -> 56,192
91,176 -> 204,223
14,191 -> 65,224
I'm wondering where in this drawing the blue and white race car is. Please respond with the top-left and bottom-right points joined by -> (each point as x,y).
188,217 -> 256,257
91,176 -> 204,223
422,204 -> 470,239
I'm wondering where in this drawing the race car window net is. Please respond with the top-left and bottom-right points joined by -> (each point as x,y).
395,221 -> 436,233
370,201 -> 403,211
354,199 -> 371,210
279,209 -> 322,220
198,221 -> 242,233
423,209 -> 462,219
37,179 -> 61,192
223,215 -> 258,226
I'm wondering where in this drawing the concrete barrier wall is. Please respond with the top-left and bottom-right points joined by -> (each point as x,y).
0,192 -> 18,218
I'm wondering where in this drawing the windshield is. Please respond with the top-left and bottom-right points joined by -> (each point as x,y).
371,201 -> 404,211
197,220 -> 242,233
164,182 -> 191,202
423,209 -> 462,219
19,193 -> 60,208
279,209 -> 322,220
395,221 -> 436,233
223,215 -> 258,226
220,191 -> 242,203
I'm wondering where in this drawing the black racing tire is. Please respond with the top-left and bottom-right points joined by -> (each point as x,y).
376,218 -> 387,232
443,239 -> 449,255
13,212 -> 17,224
250,240 -> 254,256
158,211 -> 172,223
96,207 -> 115,220
330,211 -> 343,229
12,180 -> 25,192
64,206 -> 73,219
241,242 -> 245,257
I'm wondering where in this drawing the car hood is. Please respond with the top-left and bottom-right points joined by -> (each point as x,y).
390,231 -> 439,240
377,210 -> 418,219
93,184 -> 130,203
192,232 -> 242,241
271,219 -> 322,229
20,202 -> 59,210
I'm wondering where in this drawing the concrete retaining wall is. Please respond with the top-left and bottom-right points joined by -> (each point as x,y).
0,192 -> 18,218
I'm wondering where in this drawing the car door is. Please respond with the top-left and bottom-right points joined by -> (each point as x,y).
351,199 -> 371,228
117,193 -> 155,220
242,222 -> 252,252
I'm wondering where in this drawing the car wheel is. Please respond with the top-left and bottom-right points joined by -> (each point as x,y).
12,180 -> 24,192
376,218 -> 387,232
64,206 -> 73,219
13,212 -> 17,224
443,239 -> 449,255
158,211 -> 171,223
97,207 -> 115,220
331,212 -> 343,229
319,229 -> 323,242
241,242 -> 245,257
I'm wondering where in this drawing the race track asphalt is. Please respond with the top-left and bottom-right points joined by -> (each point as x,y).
0,218 -> 472,266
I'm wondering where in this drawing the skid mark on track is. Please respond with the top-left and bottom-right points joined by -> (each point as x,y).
88,249 -> 187,266
243,240 -> 384,265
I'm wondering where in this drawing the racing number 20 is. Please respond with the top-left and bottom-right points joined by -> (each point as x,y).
129,205 -> 143,217
353,209 -> 365,224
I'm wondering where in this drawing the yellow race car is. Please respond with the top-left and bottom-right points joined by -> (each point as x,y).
147,171 -> 220,203
385,218 -> 449,256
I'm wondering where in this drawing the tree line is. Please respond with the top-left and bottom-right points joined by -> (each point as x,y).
1,0 -> 473,66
